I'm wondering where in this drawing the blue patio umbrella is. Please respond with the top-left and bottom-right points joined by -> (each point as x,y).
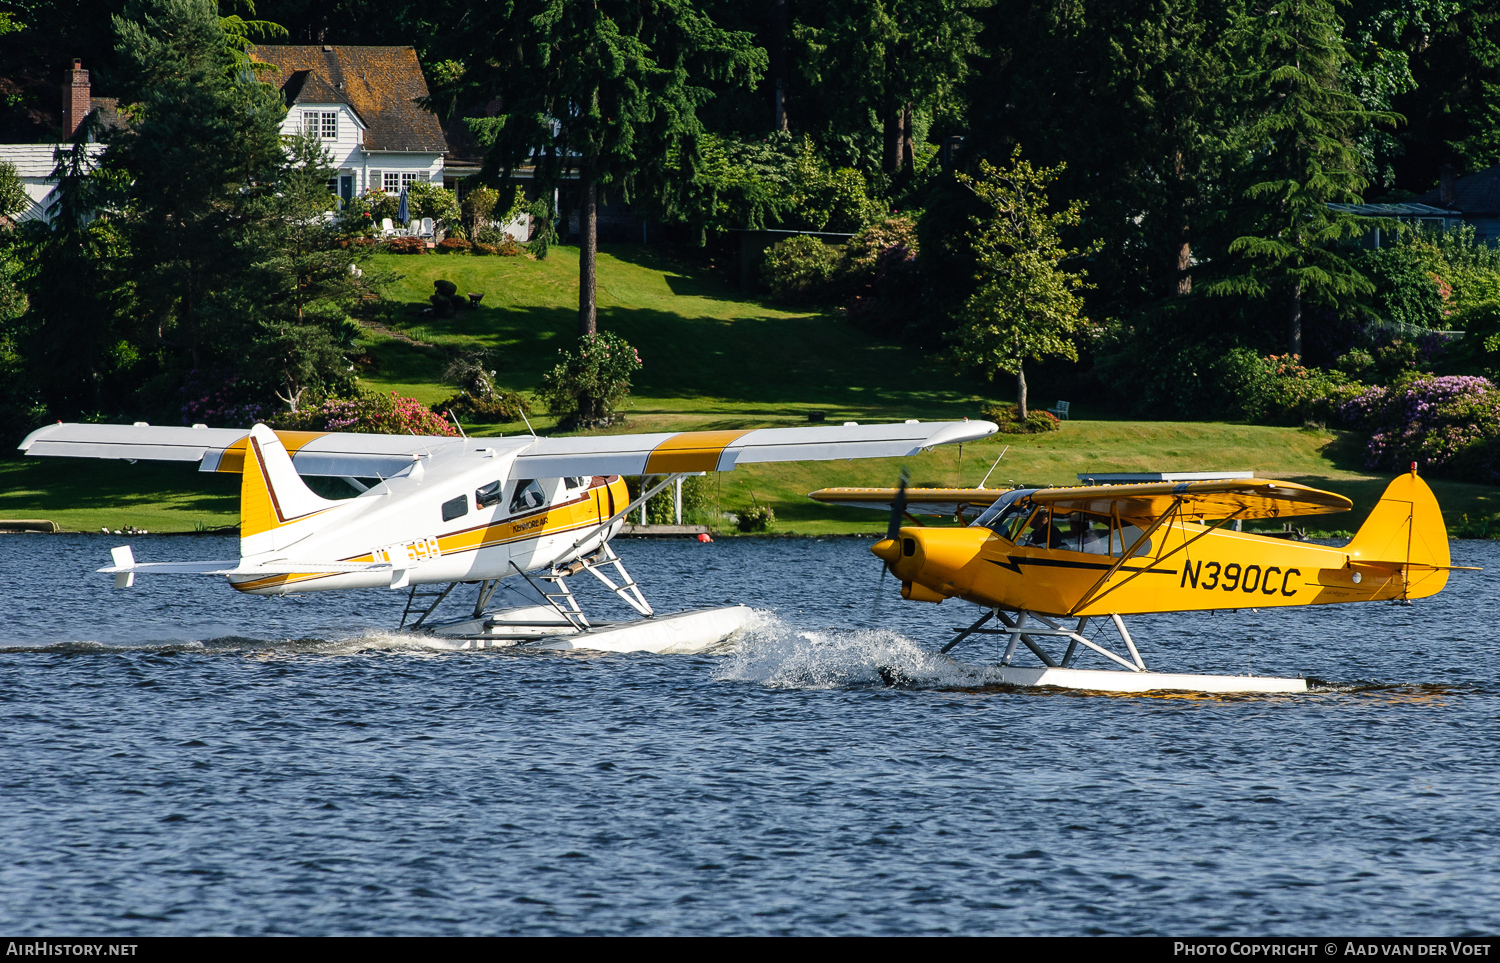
397,187 -> 410,226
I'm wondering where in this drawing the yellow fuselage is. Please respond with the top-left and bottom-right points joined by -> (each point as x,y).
876,520 -> 1447,617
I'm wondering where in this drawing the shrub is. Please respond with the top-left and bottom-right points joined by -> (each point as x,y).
1211,349 -> 1365,425
439,388 -> 532,424
495,236 -> 522,256
460,186 -> 498,238
472,242 -> 497,256
762,234 -> 841,303
537,331 -> 643,429
736,505 -> 776,533
1340,375 -> 1500,482
275,391 -> 459,436
406,180 -> 459,232
980,403 -> 1061,433
436,237 -> 471,254
385,236 -> 426,254
843,216 -> 920,331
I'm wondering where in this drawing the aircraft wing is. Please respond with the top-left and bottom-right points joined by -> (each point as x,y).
807,487 -> 1010,517
509,421 -> 997,478
1027,479 -> 1352,521
19,423 -> 468,478
20,419 -> 997,480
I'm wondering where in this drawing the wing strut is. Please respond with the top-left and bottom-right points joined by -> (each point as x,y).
1067,498 -> 1184,616
1069,503 -> 1249,615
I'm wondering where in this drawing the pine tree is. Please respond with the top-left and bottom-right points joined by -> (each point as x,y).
948,150 -> 1096,419
459,0 -> 763,336
106,0 -> 286,372
1211,0 -> 1395,356
795,0 -> 986,175
239,134 -> 368,412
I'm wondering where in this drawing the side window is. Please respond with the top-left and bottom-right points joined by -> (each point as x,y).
1114,524 -> 1153,558
1060,512 -> 1113,555
564,476 -> 588,490
509,479 -> 546,514
476,480 -> 502,508
441,495 -> 468,522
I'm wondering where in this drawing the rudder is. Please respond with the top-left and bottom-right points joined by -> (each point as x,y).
240,423 -> 341,556
1344,468 -> 1450,599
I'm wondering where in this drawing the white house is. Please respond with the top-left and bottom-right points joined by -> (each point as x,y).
0,59 -> 114,223
249,45 -> 448,202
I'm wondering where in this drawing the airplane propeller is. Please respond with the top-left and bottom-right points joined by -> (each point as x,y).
886,468 -> 909,542
868,468 -> 909,624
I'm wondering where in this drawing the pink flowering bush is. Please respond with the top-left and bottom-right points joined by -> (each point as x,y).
275,391 -> 458,436
1340,375 -> 1500,482
537,332 -> 643,428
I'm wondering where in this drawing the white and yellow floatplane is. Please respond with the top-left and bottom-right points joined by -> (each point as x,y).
812,467 -> 1476,694
20,418 -> 996,654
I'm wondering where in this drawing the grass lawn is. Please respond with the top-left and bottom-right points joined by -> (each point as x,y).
1,245 -> 1494,535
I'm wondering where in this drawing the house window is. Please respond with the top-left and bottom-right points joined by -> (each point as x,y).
302,110 -> 337,140
383,171 -> 424,194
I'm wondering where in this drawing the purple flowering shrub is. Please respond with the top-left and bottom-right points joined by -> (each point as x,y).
179,370 -> 269,427
275,391 -> 458,436
1340,375 -> 1500,482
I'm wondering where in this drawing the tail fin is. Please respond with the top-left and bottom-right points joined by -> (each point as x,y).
1344,468 -> 1450,599
240,423 -> 342,556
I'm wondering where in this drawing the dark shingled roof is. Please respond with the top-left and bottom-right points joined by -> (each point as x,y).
249,45 -> 446,153
1412,164 -> 1500,215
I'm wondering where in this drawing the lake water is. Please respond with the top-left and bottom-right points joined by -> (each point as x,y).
1,534 -> 1497,936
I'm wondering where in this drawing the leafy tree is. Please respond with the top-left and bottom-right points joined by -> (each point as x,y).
0,162 -> 26,221
1210,0 -> 1393,357
459,0 -> 764,335
539,331 -> 643,428
948,150 -> 1096,419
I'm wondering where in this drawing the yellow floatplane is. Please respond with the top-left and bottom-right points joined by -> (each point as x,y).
812,467 -> 1471,694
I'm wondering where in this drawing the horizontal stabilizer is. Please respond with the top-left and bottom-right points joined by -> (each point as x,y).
99,558 -> 393,576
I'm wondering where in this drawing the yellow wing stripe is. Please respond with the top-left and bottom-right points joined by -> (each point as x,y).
216,430 -> 329,473
643,430 -> 751,474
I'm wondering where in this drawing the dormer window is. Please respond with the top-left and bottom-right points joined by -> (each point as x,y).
302,110 -> 338,140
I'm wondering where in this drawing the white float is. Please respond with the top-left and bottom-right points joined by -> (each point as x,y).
427,604 -> 754,655
986,664 -> 1306,694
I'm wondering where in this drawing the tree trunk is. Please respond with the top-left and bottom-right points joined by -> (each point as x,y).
1175,215 -> 1192,296
886,107 -> 903,173
770,0 -> 789,131
1288,282 -> 1302,357
579,177 -> 598,337
900,103 -> 915,171
1016,363 -> 1028,421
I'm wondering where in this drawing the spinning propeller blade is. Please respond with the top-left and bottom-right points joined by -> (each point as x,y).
885,469 -> 910,542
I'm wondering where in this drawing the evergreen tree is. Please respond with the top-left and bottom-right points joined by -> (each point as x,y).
106,0 -> 286,372
238,134 -> 368,412
795,0 -> 987,175
1211,0 -> 1394,356
948,151 -> 1096,419
459,0 -> 763,335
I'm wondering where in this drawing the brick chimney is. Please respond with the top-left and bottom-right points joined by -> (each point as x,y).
1439,163 -> 1458,207
62,59 -> 90,138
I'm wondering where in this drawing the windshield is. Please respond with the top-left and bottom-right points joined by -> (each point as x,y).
972,489 -> 1036,535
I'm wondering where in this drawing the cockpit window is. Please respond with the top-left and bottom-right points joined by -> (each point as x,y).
475,480 -> 503,508
509,479 -> 546,514
972,489 -> 1037,537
